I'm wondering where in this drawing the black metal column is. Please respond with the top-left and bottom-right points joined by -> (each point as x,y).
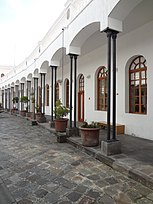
43,74 -> 46,114
50,66 -> 54,122
40,73 -> 43,113
27,81 -> 31,112
15,85 -> 19,110
112,31 -> 118,141
54,66 -> 57,119
33,78 -> 36,118
74,55 -> 78,128
36,78 -> 38,111
2,90 -> 4,109
105,29 -> 112,141
21,83 -> 24,111
69,54 -> 73,128
11,87 -> 14,109
5,89 -> 7,110
8,88 -> 10,110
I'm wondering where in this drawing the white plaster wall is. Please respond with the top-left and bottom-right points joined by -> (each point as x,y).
117,20 -> 153,140
60,20 -> 153,140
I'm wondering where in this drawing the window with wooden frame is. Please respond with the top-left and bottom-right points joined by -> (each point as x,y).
129,56 -> 147,114
46,84 -> 49,106
65,79 -> 69,108
79,74 -> 84,92
97,66 -> 108,111
56,82 -> 59,101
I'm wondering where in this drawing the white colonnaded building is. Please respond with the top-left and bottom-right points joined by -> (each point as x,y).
0,0 -> 153,141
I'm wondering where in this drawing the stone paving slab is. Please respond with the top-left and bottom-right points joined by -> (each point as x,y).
0,112 -> 153,203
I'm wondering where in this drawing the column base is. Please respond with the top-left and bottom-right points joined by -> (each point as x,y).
57,132 -> 67,143
101,140 -> 121,156
35,113 -> 46,123
50,121 -> 55,128
66,127 -> 79,137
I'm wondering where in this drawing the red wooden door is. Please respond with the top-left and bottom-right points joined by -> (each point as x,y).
78,74 -> 84,122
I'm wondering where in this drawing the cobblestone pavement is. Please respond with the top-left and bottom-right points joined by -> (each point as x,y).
0,113 -> 153,204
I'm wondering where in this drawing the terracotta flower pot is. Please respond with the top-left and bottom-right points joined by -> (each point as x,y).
79,127 -> 100,147
54,118 -> 68,132
20,110 -> 27,117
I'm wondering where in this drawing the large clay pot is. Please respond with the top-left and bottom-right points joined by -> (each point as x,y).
20,110 -> 27,117
79,127 -> 100,147
54,118 -> 68,132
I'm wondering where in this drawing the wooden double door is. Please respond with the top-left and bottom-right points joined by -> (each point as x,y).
78,74 -> 84,122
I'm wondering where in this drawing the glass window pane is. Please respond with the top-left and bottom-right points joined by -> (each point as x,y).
130,98 -> 135,105
135,80 -> 139,86
131,81 -> 134,85
135,89 -> 139,96
130,88 -> 135,97
135,72 -> 139,80
135,105 -> 139,112
130,73 -> 134,80
134,58 -> 139,65
130,63 -> 135,70
141,71 -> 145,79
135,97 -> 139,104
141,80 -> 146,85
141,88 -> 147,96
131,105 -> 135,113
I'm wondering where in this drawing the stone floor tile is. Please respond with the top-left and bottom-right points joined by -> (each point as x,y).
0,112 -> 153,204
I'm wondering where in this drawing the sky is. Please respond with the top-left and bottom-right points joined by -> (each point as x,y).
0,0 -> 66,66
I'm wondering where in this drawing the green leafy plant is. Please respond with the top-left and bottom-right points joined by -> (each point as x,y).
54,99 -> 69,119
20,96 -> 29,103
12,97 -> 19,103
81,121 -> 100,128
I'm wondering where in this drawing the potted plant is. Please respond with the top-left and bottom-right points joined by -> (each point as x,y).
54,99 -> 69,132
12,97 -> 19,114
20,96 -> 29,116
35,104 -> 46,123
79,121 -> 100,147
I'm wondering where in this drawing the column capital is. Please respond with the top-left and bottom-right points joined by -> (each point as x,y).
112,31 -> 118,39
49,65 -> 58,69
104,28 -> 119,38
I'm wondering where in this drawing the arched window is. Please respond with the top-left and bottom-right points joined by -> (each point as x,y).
97,66 -> 108,111
79,74 -> 84,92
56,82 -> 59,101
65,79 -> 69,108
129,56 -> 147,114
46,84 -> 49,106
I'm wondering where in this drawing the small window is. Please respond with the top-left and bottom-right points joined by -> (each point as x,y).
79,74 -> 84,92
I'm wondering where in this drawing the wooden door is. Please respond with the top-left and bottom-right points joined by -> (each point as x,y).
78,74 -> 84,122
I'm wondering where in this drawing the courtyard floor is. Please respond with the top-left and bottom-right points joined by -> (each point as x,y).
0,112 -> 153,204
